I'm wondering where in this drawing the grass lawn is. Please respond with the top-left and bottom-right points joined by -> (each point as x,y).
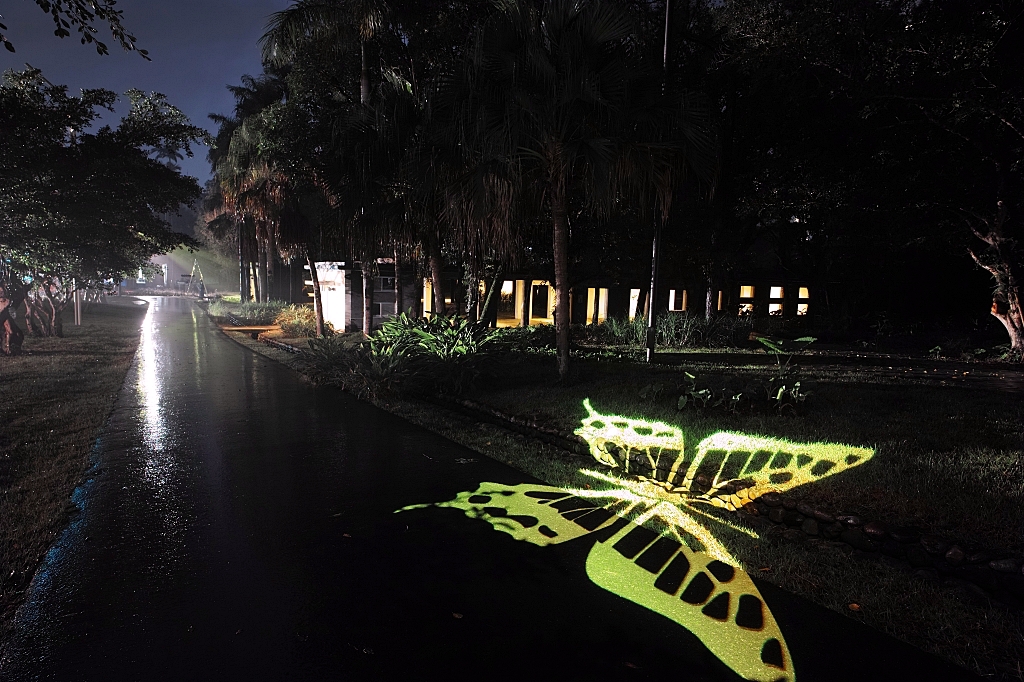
388,354 -> 1024,679
0,299 -> 147,643
207,320 -> 1024,679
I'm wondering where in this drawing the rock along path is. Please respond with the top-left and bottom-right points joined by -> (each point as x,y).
0,297 -> 975,681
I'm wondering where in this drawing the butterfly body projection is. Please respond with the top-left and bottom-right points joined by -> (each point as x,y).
399,400 -> 874,682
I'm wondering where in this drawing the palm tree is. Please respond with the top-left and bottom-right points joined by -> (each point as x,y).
209,69 -> 340,335
451,0 -> 714,380
263,0 -> 401,335
261,0 -> 390,107
208,72 -> 288,303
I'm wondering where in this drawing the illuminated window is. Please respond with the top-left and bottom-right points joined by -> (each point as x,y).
769,303 -> 783,315
500,280 -> 514,296
668,289 -> 687,312
739,285 -> 754,299
738,303 -> 753,315
797,303 -> 809,316
770,286 -> 783,299
799,287 -> 810,299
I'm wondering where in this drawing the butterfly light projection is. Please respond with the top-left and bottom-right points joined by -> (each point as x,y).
399,399 -> 874,682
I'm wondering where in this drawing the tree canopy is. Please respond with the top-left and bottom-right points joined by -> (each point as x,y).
202,0 -> 1024,363
0,0 -> 148,58
0,67 -> 205,347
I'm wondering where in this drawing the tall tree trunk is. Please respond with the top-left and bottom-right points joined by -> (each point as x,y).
480,268 -> 503,328
360,41 -> 371,105
429,234 -> 445,316
306,254 -> 325,337
551,184 -> 571,381
394,248 -> 403,317
705,272 -> 715,321
260,240 -> 268,301
971,239 -> 1024,354
238,221 -> 247,301
362,260 -> 376,336
0,283 -> 25,355
24,278 -> 68,338
521,279 -> 532,327
991,283 -> 1024,352
969,167 -> 1024,355
250,260 -> 260,304
258,238 -> 269,303
464,265 -> 480,321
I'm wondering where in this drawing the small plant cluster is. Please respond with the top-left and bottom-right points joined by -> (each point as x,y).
237,300 -> 288,324
489,324 -> 556,352
209,298 -> 288,324
928,340 -> 1014,362
601,315 -> 647,346
655,312 -> 754,349
273,304 -> 330,338
636,336 -> 816,415
304,313 -> 495,397
207,299 -> 233,318
580,313 -> 756,349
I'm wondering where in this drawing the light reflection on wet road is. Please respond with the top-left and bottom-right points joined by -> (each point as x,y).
0,298 -> 976,681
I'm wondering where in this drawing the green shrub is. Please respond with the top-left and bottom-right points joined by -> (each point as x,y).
601,315 -> 646,346
274,304 -> 330,337
304,313 -> 495,397
488,325 -> 556,352
208,299 -> 233,318
368,313 -> 494,394
237,300 -> 287,324
304,334 -> 364,386
655,312 -> 754,349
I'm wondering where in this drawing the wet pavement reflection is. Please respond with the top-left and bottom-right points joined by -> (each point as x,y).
0,298 -> 975,681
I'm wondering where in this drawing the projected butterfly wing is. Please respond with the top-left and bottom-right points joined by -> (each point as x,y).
399,483 -> 794,682
575,399 -> 688,481
683,432 -> 874,511
588,523 -> 793,682
397,482 -> 612,546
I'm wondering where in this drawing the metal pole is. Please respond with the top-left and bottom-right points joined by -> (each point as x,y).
645,0 -> 672,364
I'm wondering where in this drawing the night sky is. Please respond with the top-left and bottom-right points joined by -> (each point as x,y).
0,0 -> 293,182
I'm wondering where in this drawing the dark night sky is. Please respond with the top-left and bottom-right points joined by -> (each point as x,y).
0,0 -> 293,182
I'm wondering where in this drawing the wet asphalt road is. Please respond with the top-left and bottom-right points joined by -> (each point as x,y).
1,297 -> 975,681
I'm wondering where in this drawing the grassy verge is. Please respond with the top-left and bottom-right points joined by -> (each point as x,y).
0,299 -> 147,643
465,357 -> 1024,551
216,330 -> 1024,678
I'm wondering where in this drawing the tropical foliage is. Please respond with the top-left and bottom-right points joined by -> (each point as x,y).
304,313 -> 494,396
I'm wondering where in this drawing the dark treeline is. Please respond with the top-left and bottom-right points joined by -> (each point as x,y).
204,0 -> 1024,375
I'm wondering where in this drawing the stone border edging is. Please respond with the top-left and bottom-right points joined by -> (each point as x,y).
259,337 -> 302,354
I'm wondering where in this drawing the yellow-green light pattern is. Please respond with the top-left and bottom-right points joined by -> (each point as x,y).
400,482 -> 793,681
400,400 -> 875,682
